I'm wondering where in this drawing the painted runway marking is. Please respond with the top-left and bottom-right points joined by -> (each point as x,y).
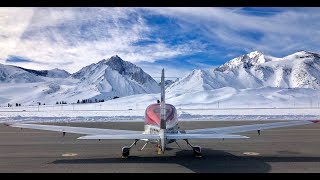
243,152 -> 260,156
62,153 -> 78,157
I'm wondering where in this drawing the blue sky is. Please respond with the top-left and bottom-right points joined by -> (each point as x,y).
1,7 -> 320,78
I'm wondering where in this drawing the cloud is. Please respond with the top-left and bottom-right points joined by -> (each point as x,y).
143,7 -> 320,57
0,7 -> 199,73
1,7 -> 320,77
0,8 -> 35,61
6,55 -> 33,63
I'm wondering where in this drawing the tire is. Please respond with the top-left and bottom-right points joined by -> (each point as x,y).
192,146 -> 202,158
122,147 -> 130,158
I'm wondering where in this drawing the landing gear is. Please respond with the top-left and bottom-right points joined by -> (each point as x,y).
121,139 -> 139,158
140,141 -> 148,151
184,139 -> 202,158
192,146 -> 202,158
122,147 -> 130,158
175,141 -> 182,150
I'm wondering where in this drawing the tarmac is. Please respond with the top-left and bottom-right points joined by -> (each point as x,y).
0,121 -> 320,173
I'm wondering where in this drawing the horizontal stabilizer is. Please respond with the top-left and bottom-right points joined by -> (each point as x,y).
78,134 -> 160,140
166,134 -> 249,140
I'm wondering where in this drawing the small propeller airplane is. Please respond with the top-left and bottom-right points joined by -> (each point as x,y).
5,69 -> 320,158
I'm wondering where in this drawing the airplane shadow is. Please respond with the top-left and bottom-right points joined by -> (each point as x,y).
52,148 -> 277,173
52,147 -> 320,173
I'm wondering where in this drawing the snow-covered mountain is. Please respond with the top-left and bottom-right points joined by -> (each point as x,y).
71,55 -> 160,99
18,67 -> 71,78
0,64 -> 45,83
2,51 -> 320,106
167,50 -> 320,93
0,55 -> 160,105
45,69 -> 71,78
158,79 -> 176,87
0,64 -> 71,83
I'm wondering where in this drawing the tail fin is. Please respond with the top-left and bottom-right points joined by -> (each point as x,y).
160,68 -> 166,129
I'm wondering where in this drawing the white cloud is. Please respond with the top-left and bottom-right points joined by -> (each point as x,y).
0,8 -> 35,60
144,7 -> 320,56
0,7 -> 198,73
2,7 -> 320,77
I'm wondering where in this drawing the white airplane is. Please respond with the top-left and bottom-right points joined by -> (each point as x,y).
5,69 -> 320,158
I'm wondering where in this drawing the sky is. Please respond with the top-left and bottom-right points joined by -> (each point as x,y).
1,7 -> 320,79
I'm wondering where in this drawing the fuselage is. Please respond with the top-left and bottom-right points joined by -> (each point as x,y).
143,103 -> 179,151
144,103 -> 179,135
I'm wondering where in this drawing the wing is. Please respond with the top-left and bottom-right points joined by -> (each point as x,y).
78,134 -> 159,140
6,123 -> 141,135
186,120 -> 320,135
78,133 -> 249,140
166,134 -> 249,140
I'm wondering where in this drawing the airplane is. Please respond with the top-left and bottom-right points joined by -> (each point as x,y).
5,69 -> 320,158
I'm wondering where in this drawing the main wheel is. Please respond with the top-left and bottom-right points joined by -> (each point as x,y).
192,146 -> 202,158
122,147 -> 130,158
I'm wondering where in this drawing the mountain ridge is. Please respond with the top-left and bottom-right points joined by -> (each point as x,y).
0,55 -> 160,105
167,50 -> 320,93
1,50 -> 320,105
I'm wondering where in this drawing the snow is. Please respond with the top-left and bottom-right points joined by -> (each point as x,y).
1,52 -> 320,123
0,64 -> 44,83
1,87 -> 320,123
168,50 -> 320,93
71,55 -> 160,100
0,56 -> 160,106
46,68 -> 70,78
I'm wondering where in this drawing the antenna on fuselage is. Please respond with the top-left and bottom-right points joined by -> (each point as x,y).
160,68 -> 166,129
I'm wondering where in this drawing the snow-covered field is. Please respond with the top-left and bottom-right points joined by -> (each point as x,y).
1,87 -> 320,123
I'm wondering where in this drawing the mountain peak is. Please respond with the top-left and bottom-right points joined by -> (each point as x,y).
111,55 -> 121,59
297,50 -> 315,54
169,50 -> 320,92
216,50 -> 268,72
284,50 -> 320,59
247,50 -> 264,58
105,55 -> 122,62
71,55 -> 160,98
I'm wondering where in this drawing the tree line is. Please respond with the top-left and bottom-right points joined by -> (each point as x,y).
6,96 -> 119,107
77,99 -> 105,104
7,103 -> 21,107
